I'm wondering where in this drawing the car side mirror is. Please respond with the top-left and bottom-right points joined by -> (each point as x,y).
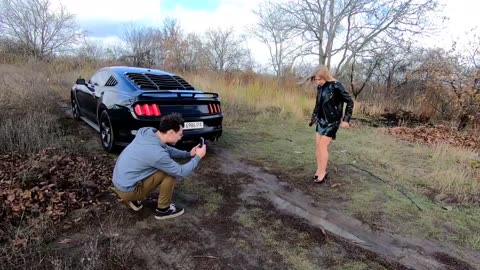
76,78 -> 86,85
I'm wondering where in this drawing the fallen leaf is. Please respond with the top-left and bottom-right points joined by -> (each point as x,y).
442,206 -> 453,211
7,193 -> 15,202
13,238 -> 28,248
58,238 -> 73,244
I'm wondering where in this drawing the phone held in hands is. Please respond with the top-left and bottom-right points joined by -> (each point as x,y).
199,137 -> 204,147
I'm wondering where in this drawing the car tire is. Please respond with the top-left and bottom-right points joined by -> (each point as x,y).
99,110 -> 118,152
71,97 -> 81,121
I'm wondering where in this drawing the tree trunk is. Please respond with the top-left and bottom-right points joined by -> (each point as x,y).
458,113 -> 470,131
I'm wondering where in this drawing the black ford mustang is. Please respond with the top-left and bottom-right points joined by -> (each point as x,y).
71,66 -> 223,152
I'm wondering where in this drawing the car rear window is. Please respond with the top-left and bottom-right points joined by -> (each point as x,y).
125,73 -> 195,91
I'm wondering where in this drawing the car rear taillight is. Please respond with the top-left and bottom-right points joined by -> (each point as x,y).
134,104 -> 161,116
208,103 -> 221,114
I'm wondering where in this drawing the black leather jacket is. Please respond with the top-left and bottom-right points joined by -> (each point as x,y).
311,81 -> 354,124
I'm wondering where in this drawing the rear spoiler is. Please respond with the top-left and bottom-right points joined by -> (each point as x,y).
138,91 -> 218,98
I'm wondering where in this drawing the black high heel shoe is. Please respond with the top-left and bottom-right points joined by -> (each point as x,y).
313,172 -> 329,184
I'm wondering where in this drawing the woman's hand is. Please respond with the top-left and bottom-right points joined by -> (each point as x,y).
340,121 -> 350,128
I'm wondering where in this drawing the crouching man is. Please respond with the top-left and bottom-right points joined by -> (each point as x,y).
112,113 -> 206,220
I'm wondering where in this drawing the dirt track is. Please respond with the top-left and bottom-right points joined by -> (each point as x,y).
36,107 -> 479,269
47,116 -> 480,269
209,147 -> 480,269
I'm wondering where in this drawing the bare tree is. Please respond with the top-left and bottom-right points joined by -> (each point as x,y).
203,28 -> 249,72
276,0 -> 440,76
167,32 -> 204,72
348,51 -> 382,100
292,61 -> 317,79
251,1 -> 303,77
121,24 -> 158,67
104,45 -> 125,62
240,35 -> 258,71
158,18 -> 201,72
466,28 -> 480,70
120,19 -> 206,72
373,40 -> 413,95
466,31 -> 480,91
0,0 -> 82,58
77,40 -> 106,61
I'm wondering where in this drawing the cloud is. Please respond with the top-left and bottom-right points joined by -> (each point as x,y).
417,0 -> 480,50
161,0 -> 220,12
79,20 -> 126,38
87,36 -> 123,47
52,0 -> 164,25
158,0 -> 258,33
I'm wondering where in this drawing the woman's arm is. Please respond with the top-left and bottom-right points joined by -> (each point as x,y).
335,82 -> 354,123
310,87 -> 320,125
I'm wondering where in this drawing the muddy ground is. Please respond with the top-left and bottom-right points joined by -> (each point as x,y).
3,113 -> 480,270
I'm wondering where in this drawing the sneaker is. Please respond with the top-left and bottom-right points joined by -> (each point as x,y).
155,203 -> 185,220
128,200 -> 143,211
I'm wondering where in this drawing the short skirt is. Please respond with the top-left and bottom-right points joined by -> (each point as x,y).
316,119 -> 340,140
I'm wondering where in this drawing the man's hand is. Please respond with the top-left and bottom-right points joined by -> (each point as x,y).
190,144 -> 200,157
340,121 -> 350,128
196,144 -> 207,159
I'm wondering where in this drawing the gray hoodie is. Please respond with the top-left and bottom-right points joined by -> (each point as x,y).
112,127 -> 201,192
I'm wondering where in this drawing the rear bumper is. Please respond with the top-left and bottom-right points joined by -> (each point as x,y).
110,109 -> 223,144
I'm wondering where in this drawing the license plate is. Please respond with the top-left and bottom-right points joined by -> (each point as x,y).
184,121 -> 204,130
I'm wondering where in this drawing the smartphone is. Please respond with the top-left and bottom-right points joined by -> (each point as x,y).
199,137 -> 204,147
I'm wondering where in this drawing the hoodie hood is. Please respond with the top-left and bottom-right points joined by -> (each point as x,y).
135,127 -> 163,146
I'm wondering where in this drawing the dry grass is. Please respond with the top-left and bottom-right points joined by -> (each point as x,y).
0,114 -> 65,155
336,127 -> 479,203
0,209 -> 139,270
420,143 -> 479,202
0,59 -> 102,155
0,64 -> 66,155
354,101 -> 386,118
185,72 -> 315,123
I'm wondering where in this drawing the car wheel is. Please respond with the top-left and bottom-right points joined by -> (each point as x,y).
99,110 -> 118,152
71,98 -> 81,120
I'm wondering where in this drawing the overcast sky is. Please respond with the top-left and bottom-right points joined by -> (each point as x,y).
53,0 -> 480,66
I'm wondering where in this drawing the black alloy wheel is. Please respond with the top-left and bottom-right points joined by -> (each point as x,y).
71,98 -> 81,120
99,110 -> 117,152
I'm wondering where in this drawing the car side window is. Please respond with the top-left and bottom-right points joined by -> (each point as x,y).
89,72 -> 101,86
89,71 -> 110,87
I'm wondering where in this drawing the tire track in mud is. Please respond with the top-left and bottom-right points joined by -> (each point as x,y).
207,146 -> 480,270
58,107 -> 479,269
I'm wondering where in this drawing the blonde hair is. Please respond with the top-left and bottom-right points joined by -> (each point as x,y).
311,65 -> 336,82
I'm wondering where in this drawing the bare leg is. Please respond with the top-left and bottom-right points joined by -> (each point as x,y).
315,133 -> 321,176
316,135 -> 332,179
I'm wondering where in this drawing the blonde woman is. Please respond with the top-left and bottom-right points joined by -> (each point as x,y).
309,66 -> 354,184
